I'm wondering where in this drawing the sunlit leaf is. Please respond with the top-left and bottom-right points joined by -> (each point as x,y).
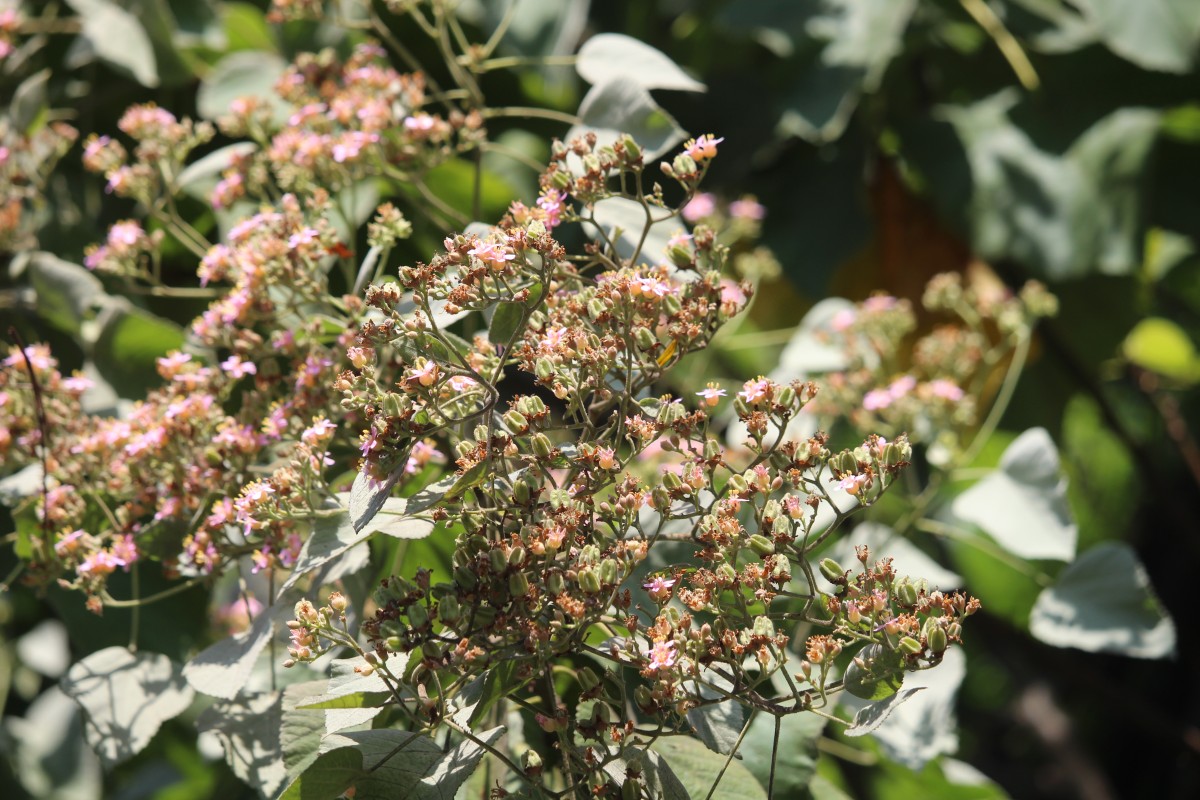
951,428 -> 1078,561
577,33 -> 704,92
651,735 -> 768,800
197,50 -> 288,121
569,77 -> 688,163
183,606 -> 277,700
197,689 -> 288,797
843,643 -> 904,701
1071,0 -> 1200,73
1123,316 -> 1200,383
1030,543 -> 1177,658
60,646 -> 194,769
740,708 -> 825,797
845,687 -> 926,737
66,0 -> 159,87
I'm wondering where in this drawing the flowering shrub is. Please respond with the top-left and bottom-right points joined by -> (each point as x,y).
0,2 -> 1180,799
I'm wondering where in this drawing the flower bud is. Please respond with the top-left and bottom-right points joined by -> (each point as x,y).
328,592 -> 348,613
819,558 -> 846,585
621,134 -> 642,161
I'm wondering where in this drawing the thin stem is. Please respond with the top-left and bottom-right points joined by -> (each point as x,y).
100,574 -> 208,607
959,0 -> 1041,90
477,54 -> 578,72
482,107 -> 579,126
702,713 -> 756,800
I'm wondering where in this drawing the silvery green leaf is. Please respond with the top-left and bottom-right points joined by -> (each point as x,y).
197,51 -> 288,121
61,647 -> 194,769
831,522 -> 962,589
183,605 -> 278,699
844,687 -> 926,736
577,33 -> 704,92
1030,543 -> 1177,658
569,77 -> 688,163
66,0 -> 158,87
4,686 -> 102,800
17,619 -> 70,678
951,427 -> 1077,561
197,690 -> 287,797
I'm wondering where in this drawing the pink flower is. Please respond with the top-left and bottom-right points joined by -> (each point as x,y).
696,383 -> 726,407
685,134 -> 724,161
647,640 -> 677,671
738,376 -> 771,404
838,474 -> 869,496
862,295 -> 897,313
221,355 -> 258,379
928,379 -> 964,401
729,198 -> 766,221
643,576 -> 676,602
468,240 -> 516,270
596,447 -> 616,470
302,418 -> 337,446
681,192 -> 716,222
863,389 -> 893,411
830,309 -> 856,332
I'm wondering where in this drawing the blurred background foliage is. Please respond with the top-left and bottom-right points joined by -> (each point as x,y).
1,1 -> 1199,798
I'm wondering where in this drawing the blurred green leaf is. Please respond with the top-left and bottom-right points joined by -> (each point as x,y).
843,643 -> 905,701
90,301 -> 183,398
1029,543 -> 1177,658
222,2 -> 276,52
66,0 -> 159,87
9,68 -> 49,133
1071,0 -> 1200,73
938,92 -> 1161,279
1062,395 -> 1139,550
4,687 -> 102,800
60,647 -> 194,769
577,33 -> 704,92
26,252 -> 104,338
197,50 -> 289,121
176,142 -> 258,202
1122,316 -> 1200,383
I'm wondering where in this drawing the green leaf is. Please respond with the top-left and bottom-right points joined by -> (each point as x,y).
951,428 -> 1078,562
1122,316 -> 1200,383
685,667 -> 748,755
197,50 -> 289,121
221,1 -> 276,52
1071,0 -> 1200,73
937,93 -> 1161,280
9,67 -> 49,133
177,142 -> 258,202
66,0 -> 159,87
570,77 -> 688,162
60,646 -> 194,769
604,746 -> 690,799
183,604 -> 278,700
282,727 -> 504,800
775,0 -> 917,143
651,735 -> 768,800
4,687 -> 102,799
281,680 -> 330,785
577,33 -> 704,92
588,196 -> 683,267
197,690 -> 288,798
844,688 -> 926,737
1062,394 -> 1139,550
26,252 -> 104,338
1029,543 -> 1177,658
841,648 -> 965,770
843,643 -> 905,701
740,709 -> 825,797
279,509 -> 371,595
449,660 -> 519,731
489,301 -> 525,347
90,301 -> 185,398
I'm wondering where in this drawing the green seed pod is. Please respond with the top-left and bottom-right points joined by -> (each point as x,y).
898,636 -> 923,655
469,534 -> 490,554
587,299 -> 606,321
634,327 -> 657,351
662,293 -> 682,316
733,397 -> 750,416
421,640 -> 443,660
550,170 -> 571,190
488,548 -> 508,574
622,778 -> 641,800
453,565 -> 477,591
582,154 -> 602,174
928,626 -> 948,654
621,134 -> 642,161
577,667 -> 601,692
508,546 -> 527,568
704,439 -> 721,461
599,558 -> 619,585
522,749 -> 543,774
819,558 -> 846,585
503,410 -> 528,432
667,243 -> 692,267
512,479 -> 531,504
896,581 -> 919,607
716,562 -> 738,584
748,534 -> 776,557
672,153 -> 697,176
662,471 -> 683,492
385,635 -> 405,652
382,392 -> 409,418
777,385 -> 796,409
546,571 -> 565,595
438,595 -> 461,624
651,487 -> 671,510
634,686 -> 656,713
578,567 -> 602,594
727,474 -> 749,495
772,516 -> 792,537
532,433 -> 553,459
407,603 -> 429,628
509,571 -> 530,597
535,357 -> 555,379
752,616 -> 775,638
